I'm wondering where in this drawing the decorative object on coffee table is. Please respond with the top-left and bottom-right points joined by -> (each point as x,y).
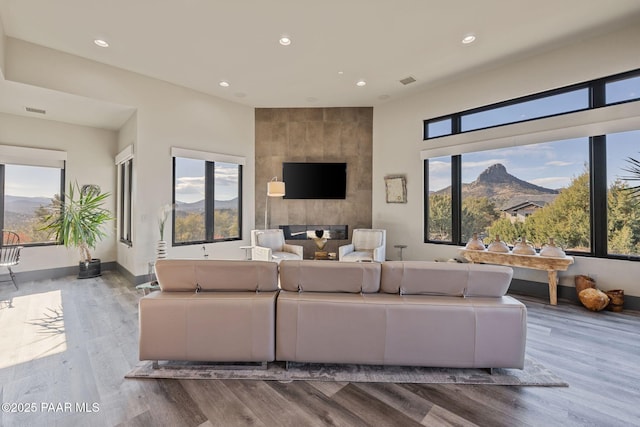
578,288 -> 610,311
465,233 -> 485,250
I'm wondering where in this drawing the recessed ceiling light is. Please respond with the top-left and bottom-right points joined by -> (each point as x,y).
462,34 -> 476,44
356,80 -> 367,87
94,39 -> 109,48
219,81 -> 230,87
338,71 -> 344,75
279,36 -> 292,46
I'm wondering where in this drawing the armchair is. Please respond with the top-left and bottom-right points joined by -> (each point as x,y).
251,229 -> 303,263
339,229 -> 386,262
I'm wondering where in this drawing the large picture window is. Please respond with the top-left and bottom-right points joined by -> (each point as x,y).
458,138 -> 590,252
607,130 -> 640,258
423,69 -> 640,260
0,163 -> 64,245
173,153 -> 242,245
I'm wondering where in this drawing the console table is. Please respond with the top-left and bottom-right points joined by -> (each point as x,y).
458,249 -> 574,306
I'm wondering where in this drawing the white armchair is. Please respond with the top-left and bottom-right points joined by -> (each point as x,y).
338,229 -> 386,262
251,229 -> 303,263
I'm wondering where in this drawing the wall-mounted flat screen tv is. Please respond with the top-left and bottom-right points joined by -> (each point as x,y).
282,162 -> 347,199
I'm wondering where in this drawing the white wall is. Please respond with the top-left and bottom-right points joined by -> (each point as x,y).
373,23 -> 640,296
0,112 -> 118,271
4,38 -> 255,277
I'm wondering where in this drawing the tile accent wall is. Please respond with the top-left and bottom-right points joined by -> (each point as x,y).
255,107 -> 373,251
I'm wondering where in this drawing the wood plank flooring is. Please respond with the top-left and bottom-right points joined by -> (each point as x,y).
1,272 -> 639,427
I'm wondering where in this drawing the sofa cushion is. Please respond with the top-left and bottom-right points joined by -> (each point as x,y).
380,261 -> 512,297
279,260 -> 381,293
155,259 -> 279,292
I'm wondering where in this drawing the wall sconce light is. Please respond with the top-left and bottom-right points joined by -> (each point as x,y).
265,177 -> 285,229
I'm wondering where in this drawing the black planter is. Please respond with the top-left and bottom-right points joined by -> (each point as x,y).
78,258 -> 101,279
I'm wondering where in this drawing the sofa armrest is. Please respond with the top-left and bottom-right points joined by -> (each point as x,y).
373,246 -> 386,262
252,245 -> 273,261
338,243 -> 354,260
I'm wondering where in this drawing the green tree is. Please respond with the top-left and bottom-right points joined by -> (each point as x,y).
608,179 -> 640,255
461,196 -> 500,241
524,171 -> 590,251
175,212 -> 205,242
486,218 -> 524,246
428,193 -> 452,240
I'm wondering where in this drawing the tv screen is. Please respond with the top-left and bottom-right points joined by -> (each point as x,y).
282,162 -> 347,199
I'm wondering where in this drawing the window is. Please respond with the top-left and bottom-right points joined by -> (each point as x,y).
457,138 -> 590,252
0,163 -> 64,246
422,68 -> 640,260
460,88 -> 589,132
172,152 -> 242,245
116,145 -> 134,246
118,158 -> 133,245
424,68 -> 639,140
425,118 -> 452,139
606,74 -> 640,105
426,156 -> 453,241
607,130 -> 640,258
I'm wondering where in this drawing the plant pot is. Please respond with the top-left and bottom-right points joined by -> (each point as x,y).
78,258 -> 101,279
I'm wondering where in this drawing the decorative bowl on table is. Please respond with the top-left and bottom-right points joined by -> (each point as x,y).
539,238 -> 566,258
464,233 -> 486,250
487,235 -> 510,253
512,236 -> 536,255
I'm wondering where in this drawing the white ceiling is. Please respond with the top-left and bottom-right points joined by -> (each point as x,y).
1,0 -> 640,129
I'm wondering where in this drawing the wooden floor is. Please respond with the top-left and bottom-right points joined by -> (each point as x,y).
1,272 -> 639,427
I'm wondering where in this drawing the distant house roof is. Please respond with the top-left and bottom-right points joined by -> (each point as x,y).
500,194 -> 558,212
502,200 -> 547,212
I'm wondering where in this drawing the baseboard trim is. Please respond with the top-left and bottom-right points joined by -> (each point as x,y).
509,278 -> 639,311
10,261 -> 118,283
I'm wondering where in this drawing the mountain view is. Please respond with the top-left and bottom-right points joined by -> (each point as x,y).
436,163 -> 559,207
3,195 -> 241,244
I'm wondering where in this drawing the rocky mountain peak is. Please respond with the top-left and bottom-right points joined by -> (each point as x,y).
476,163 -> 511,184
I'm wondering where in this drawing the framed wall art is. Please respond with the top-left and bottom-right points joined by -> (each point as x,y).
384,175 -> 407,203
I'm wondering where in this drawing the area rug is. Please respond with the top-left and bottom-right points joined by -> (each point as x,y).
125,358 -> 567,387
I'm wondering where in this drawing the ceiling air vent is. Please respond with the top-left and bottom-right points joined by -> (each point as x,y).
399,76 -> 416,85
25,106 -> 47,115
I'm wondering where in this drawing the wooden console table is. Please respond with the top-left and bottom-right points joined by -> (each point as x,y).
458,249 -> 574,305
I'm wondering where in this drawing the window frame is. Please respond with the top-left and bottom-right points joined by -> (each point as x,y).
422,68 -> 640,261
171,155 -> 243,246
118,158 -> 133,246
424,68 -> 640,141
0,162 -> 66,247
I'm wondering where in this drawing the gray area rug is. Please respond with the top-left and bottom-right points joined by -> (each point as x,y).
125,358 -> 567,386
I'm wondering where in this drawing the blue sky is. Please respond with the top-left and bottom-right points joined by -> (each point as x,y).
174,158 -> 240,203
429,129 -> 640,192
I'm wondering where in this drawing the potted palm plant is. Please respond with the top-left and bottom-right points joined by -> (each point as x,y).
624,155 -> 640,200
42,182 -> 114,278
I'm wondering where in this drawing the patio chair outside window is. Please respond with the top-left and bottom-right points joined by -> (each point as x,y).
1,230 -> 22,290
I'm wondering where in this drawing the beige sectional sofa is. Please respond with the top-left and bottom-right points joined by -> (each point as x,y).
139,259 -> 279,366
139,258 -> 527,370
